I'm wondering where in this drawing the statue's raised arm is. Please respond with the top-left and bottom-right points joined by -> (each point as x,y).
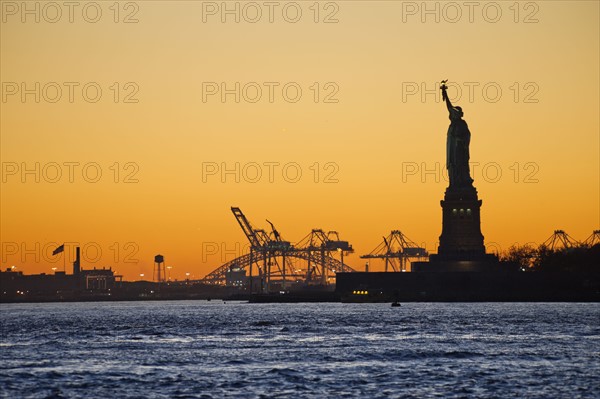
440,80 -> 454,113
440,80 -> 462,120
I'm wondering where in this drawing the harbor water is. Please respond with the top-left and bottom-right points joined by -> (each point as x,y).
1,302 -> 599,398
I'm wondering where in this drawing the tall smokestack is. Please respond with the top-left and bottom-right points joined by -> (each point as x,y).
73,246 -> 81,275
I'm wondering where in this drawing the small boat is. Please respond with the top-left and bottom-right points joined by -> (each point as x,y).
391,301 -> 401,307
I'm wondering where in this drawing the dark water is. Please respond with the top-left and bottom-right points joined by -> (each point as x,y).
1,302 -> 599,398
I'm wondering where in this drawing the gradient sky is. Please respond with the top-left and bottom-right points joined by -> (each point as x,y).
1,0 -> 598,280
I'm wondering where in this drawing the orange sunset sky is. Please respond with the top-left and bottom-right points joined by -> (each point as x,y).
1,0 -> 598,281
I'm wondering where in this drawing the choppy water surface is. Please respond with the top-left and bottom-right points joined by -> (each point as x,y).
1,302 -> 599,398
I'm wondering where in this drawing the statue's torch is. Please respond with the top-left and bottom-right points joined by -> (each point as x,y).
440,79 -> 448,101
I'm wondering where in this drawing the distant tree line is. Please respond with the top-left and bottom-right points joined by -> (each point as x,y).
500,243 -> 600,273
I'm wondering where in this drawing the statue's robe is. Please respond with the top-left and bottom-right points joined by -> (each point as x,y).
446,111 -> 473,187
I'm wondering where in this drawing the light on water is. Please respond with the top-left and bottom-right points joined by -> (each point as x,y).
1,302 -> 599,398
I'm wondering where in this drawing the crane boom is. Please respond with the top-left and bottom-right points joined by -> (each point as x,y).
266,219 -> 282,241
231,207 -> 261,248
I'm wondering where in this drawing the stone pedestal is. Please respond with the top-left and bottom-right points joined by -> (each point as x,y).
412,184 -> 500,272
436,185 -> 486,260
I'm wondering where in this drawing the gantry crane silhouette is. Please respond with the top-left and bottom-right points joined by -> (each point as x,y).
201,207 -> 355,292
541,230 -> 580,250
583,230 -> 600,247
361,230 -> 428,272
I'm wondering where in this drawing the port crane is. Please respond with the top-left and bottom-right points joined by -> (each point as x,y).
201,207 -> 355,290
361,230 -> 428,272
293,229 -> 354,285
583,230 -> 600,247
541,230 -> 580,250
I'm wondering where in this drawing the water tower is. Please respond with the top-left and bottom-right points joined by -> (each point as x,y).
154,254 -> 166,282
